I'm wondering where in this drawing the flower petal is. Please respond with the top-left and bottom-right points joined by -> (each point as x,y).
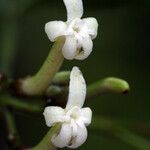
80,107 -> 92,126
83,17 -> 98,39
67,123 -> 87,148
75,36 -> 93,60
52,123 -> 72,148
62,36 -> 77,60
45,21 -> 67,42
43,106 -> 65,127
66,67 -> 86,110
63,0 -> 83,21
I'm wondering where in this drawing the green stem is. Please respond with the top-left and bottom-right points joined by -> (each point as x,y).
3,108 -> 23,149
45,71 -> 70,96
87,77 -> 130,99
46,85 -> 64,97
4,108 -> 17,139
92,117 -> 150,150
30,124 -> 61,150
21,37 -> 65,96
0,19 -> 18,76
0,95 -> 43,113
52,71 -> 70,85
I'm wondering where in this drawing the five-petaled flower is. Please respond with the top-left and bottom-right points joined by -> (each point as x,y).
45,0 -> 98,60
43,67 -> 92,148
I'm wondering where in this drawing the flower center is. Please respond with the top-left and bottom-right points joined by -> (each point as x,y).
73,26 -> 80,33
65,106 -> 80,122
70,112 -> 78,120
66,18 -> 85,35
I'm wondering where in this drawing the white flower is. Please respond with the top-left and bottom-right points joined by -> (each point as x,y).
43,67 -> 92,149
45,0 -> 98,60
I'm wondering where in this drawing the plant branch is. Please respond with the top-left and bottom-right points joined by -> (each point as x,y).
17,37 -> 65,96
87,77 -> 130,99
3,107 -> 24,150
0,95 -> 43,113
29,124 -> 61,150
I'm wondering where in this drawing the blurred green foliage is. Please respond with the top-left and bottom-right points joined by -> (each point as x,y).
0,0 -> 150,150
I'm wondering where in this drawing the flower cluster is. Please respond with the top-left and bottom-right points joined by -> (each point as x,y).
43,0 -> 98,149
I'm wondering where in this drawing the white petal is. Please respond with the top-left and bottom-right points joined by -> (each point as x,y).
66,67 -> 86,110
63,0 -> 83,21
83,17 -> 98,39
62,36 -> 77,60
80,107 -> 92,126
43,106 -> 65,127
52,123 -> 72,148
75,36 -> 93,60
45,21 -> 67,42
67,124 -> 87,149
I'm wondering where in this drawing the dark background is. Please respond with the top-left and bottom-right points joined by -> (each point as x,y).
0,0 -> 150,149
